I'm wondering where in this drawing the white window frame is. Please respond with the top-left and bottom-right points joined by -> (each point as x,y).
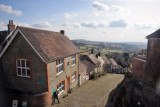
57,81 -> 65,96
16,59 -> 30,78
71,55 -> 76,66
56,59 -> 64,75
72,72 -> 76,83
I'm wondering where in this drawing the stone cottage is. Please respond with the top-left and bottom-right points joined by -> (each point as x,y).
0,26 -> 80,106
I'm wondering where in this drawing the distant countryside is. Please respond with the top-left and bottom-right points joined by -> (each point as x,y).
72,39 -> 147,56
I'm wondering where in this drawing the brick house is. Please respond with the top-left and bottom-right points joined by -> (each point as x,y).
145,29 -> 160,82
0,26 -> 80,106
132,29 -> 160,82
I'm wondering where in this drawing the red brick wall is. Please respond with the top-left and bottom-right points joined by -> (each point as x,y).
132,58 -> 146,81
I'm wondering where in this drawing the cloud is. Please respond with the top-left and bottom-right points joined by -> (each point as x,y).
81,21 -> 108,28
32,22 -> 52,28
92,1 -> 123,13
64,13 -> 78,19
62,22 -> 81,28
109,19 -> 127,28
64,13 -> 72,19
0,22 -> 7,30
93,12 -> 99,16
14,22 -> 30,27
134,24 -> 153,29
110,6 -> 124,13
0,4 -> 22,16
92,1 -> 109,11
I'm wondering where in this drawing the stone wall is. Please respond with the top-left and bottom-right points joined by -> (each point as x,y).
109,72 -> 160,107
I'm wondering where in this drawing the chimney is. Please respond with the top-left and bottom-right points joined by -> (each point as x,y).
98,52 -> 101,56
8,20 -> 15,32
96,54 -> 98,58
91,48 -> 94,54
60,30 -> 65,35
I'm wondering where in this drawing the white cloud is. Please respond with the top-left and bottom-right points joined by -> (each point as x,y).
134,24 -> 153,30
92,1 -> 123,13
109,19 -> 127,28
0,22 -> 7,30
32,22 -> 52,28
62,22 -> 81,28
14,22 -> 30,27
92,1 -> 109,11
64,13 -> 72,19
81,21 -> 108,28
93,12 -> 99,16
63,0 -> 160,42
0,4 -> 22,16
109,6 -> 124,13
64,13 -> 78,19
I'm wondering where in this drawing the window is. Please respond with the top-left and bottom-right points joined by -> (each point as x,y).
16,59 -> 30,78
71,55 -> 76,66
57,80 -> 65,95
72,72 -> 76,83
56,59 -> 64,75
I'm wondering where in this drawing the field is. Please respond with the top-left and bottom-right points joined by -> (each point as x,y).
79,46 -> 125,56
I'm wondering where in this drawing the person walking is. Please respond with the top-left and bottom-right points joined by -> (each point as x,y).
52,90 -> 60,105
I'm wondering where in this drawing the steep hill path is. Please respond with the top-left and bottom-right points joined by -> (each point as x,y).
49,74 -> 124,107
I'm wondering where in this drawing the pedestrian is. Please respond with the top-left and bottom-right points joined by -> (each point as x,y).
51,90 -> 60,105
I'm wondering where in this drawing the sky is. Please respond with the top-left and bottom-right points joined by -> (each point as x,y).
0,0 -> 160,42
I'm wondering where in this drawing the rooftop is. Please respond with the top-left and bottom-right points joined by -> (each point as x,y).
1,26 -> 80,62
146,29 -> 160,39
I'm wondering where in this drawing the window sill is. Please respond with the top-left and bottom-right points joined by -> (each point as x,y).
56,71 -> 64,76
17,75 -> 30,78
58,90 -> 64,96
71,64 -> 76,67
72,79 -> 75,83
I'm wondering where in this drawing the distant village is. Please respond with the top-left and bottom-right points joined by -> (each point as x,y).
0,20 -> 160,107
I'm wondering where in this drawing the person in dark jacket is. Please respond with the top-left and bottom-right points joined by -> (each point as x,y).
51,90 -> 60,105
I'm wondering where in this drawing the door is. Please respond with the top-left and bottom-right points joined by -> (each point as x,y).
67,76 -> 70,93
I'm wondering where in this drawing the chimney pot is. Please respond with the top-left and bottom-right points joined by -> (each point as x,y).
60,30 -> 65,35
11,20 -> 13,25
8,20 -> 15,32
9,20 -> 11,24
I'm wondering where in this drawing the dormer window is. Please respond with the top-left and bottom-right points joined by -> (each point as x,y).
71,55 -> 76,66
16,59 -> 31,78
56,58 -> 64,75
